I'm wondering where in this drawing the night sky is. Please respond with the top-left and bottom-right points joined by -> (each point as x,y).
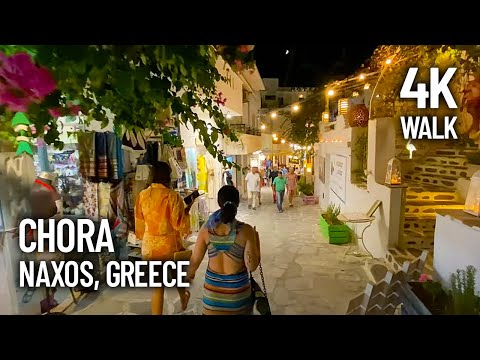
254,44 -> 379,87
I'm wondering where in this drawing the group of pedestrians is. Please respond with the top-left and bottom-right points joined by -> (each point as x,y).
245,165 -> 298,213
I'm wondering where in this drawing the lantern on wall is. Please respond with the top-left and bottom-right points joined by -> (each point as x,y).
464,170 -> 480,217
385,157 -> 402,185
347,104 -> 369,127
322,111 -> 330,123
338,98 -> 349,115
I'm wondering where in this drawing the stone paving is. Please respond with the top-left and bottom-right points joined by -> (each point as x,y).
68,187 -> 370,315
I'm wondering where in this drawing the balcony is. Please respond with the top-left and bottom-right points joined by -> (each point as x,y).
229,124 -> 261,136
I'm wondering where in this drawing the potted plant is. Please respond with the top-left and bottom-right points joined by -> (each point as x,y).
319,203 -> 351,244
297,176 -> 318,204
405,266 -> 480,315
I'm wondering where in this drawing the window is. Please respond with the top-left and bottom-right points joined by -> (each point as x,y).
265,95 -> 276,101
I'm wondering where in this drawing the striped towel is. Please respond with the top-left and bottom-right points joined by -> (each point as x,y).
203,269 -> 253,315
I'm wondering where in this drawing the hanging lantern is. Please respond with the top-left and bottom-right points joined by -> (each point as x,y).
385,157 -> 402,185
338,98 -> 349,115
347,104 -> 369,127
322,111 -> 330,123
464,170 -> 480,217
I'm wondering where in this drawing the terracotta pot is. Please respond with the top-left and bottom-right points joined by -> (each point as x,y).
347,104 -> 369,127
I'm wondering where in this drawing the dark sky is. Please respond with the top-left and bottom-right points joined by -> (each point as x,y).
254,44 -> 379,87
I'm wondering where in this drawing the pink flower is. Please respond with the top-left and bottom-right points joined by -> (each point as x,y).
68,104 -> 81,115
48,108 -> 62,118
0,52 -> 56,111
29,124 -> 37,135
44,125 -> 51,133
419,273 -> 432,282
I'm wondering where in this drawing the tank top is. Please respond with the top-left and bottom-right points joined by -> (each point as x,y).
206,220 -> 245,263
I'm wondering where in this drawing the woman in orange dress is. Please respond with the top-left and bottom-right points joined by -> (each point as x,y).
135,161 -> 192,315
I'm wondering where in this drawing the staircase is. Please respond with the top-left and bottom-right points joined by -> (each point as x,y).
388,141 -> 478,273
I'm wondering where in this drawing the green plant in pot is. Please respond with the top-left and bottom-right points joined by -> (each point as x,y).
319,203 -> 350,244
297,176 -> 314,196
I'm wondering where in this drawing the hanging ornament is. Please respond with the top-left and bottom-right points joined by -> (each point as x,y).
347,104 -> 369,127
11,112 -> 34,156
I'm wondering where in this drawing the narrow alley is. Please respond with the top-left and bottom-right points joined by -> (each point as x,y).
68,187 -> 369,315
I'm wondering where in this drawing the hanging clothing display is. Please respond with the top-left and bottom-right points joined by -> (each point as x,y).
106,132 -> 119,181
185,148 -> 197,189
98,182 -> 111,219
206,154 -> 221,200
95,132 -> 108,179
116,136 -> 124,178
77,131 -> 96,178
110,181 -> 128,260
83,180 -> 99,220
197,154 -> 208,192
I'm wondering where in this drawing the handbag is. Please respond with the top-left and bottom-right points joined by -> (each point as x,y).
250,261 -> 271,315
249,226 -> 271,315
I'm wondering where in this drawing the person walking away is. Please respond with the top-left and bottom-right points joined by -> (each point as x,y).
273,171 -> 287,213
269,166 -> 280,203
187,185 -> 261,315
245,167 -> 260,210
286,167 -> 298,207
135,161 -> 192,315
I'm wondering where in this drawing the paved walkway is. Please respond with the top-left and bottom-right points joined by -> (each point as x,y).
68,187 -> 369,315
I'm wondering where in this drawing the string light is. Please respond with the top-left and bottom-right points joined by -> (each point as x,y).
281,139 -> 286,144
272,133 -> 277,138
271,112 -> 277,119
385,58 -> 392,65
289,143 -> 294,147
261,124 -> 266,130
292,104 -> 299,112
364,83 -> 370,90
327,90 -> 334,96
359,74 -> 365,80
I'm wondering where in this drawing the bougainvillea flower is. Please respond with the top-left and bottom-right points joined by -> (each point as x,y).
418,273 -> 432,282
0,87 -> 31,112
0,52 -> 56,111
234,59 -> 244,70
48,108 -> 63,118
44,125 -> 51,133
68,104 -> 81,115
29,124 -> 37,135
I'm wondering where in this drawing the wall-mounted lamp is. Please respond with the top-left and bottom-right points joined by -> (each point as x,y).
261,124 -> 266,130
364,83 -> 370,90
226,113 -> 232,119
406,139 -> 416,159
327,89 -> 335,97
292,104 -> 300,112
359,74 -> 365,80
271,112 -> 277,119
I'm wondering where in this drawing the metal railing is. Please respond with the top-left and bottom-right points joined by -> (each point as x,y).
229,124 -> 261,136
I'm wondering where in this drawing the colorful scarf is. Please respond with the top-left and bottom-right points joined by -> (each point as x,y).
106,132 -> 119,181
77,131 -> 96,178
95,132 -> 108,179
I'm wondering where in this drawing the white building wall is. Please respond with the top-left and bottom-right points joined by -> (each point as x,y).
314,117 -> 404,258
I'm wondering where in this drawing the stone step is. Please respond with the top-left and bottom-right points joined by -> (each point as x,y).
405,203 -> 465,217
406,182 -> 456,193
433,148 -> 478,157
422,156 -> 469,168
405,190 -> 462,204
404,174 -> 457,189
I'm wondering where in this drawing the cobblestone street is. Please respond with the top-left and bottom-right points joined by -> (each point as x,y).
68,188 -> 369,315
